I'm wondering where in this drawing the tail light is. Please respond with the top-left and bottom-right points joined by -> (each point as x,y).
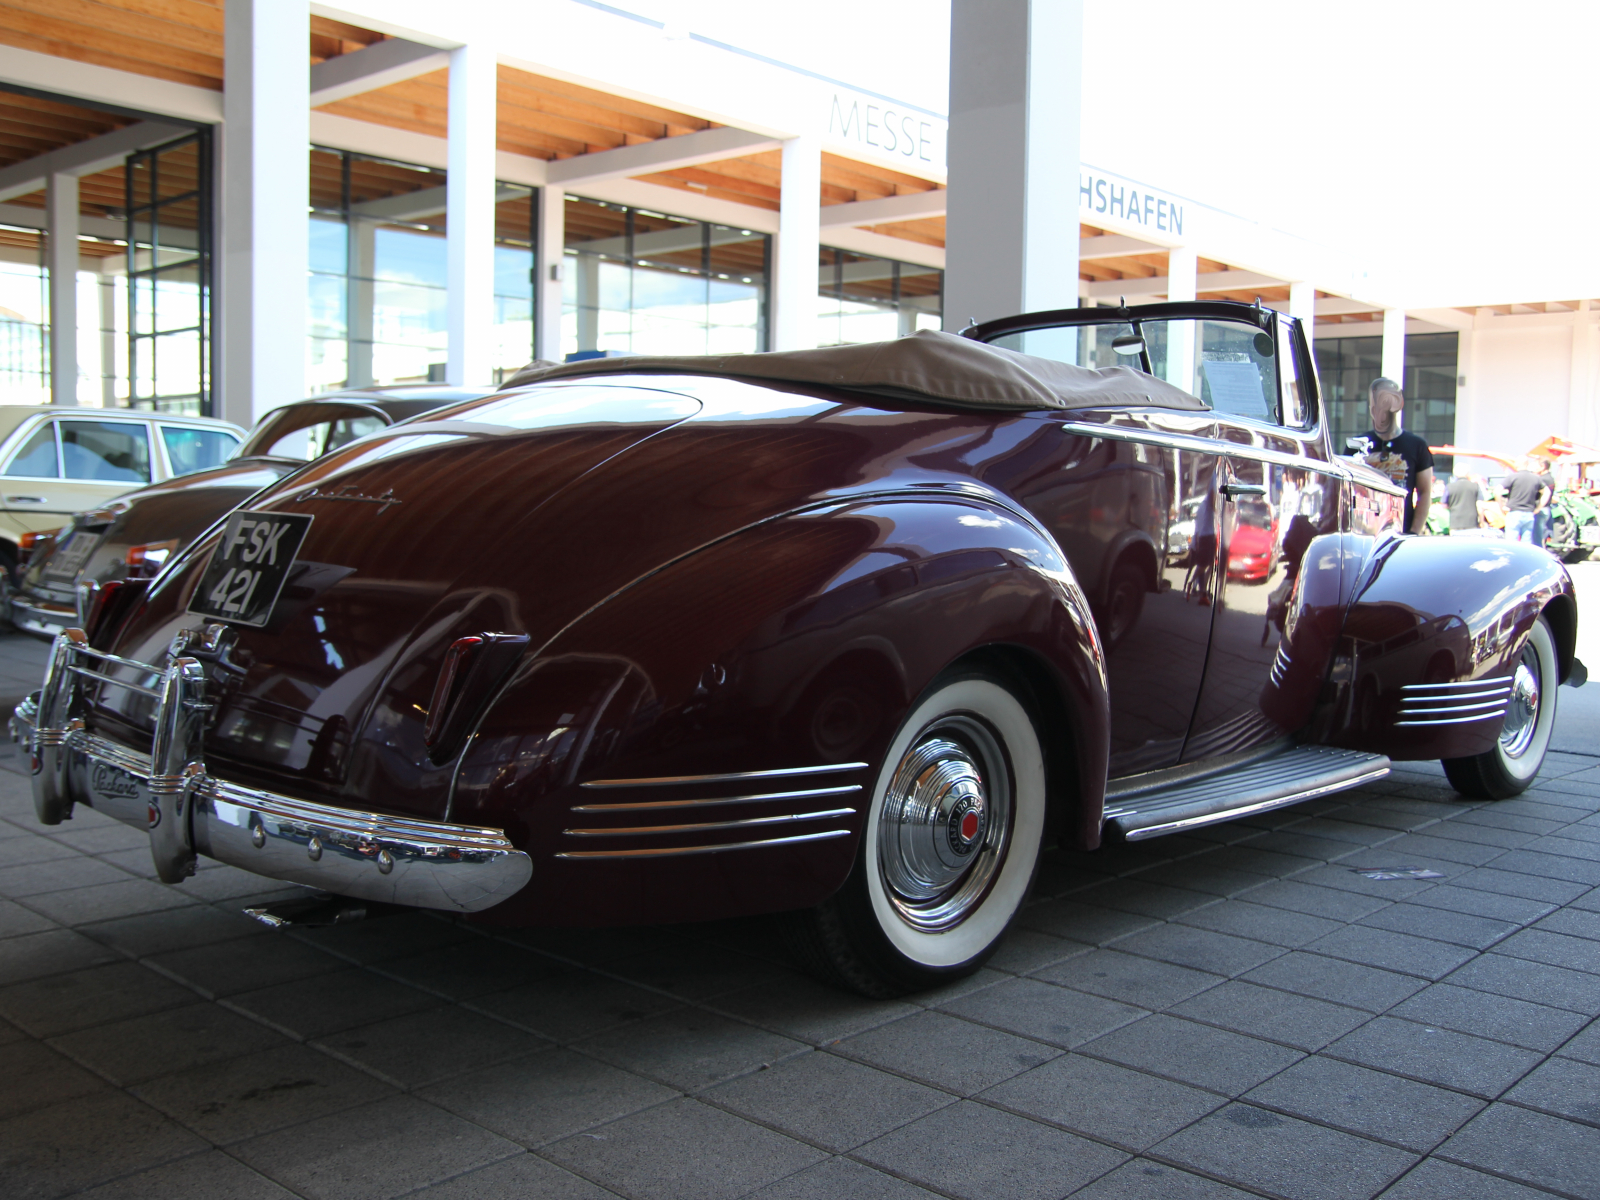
19,529 -> 60,563
125,540 -> 179,579
423,632 -> 531,762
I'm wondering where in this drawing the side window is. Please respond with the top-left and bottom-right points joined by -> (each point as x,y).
263,415 -> 384,461
3,424 -> 59,478
59,421 -> 151,483
160,426 -> 240,477
1146,319 -> 1280,423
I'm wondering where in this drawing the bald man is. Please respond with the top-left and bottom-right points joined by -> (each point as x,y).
1360,377 -> 1434,534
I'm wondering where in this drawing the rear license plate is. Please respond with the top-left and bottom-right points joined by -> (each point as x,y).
187,510 -> 313,627
44,532 -> 99,579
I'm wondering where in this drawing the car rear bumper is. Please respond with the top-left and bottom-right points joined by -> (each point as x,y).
10,629 -> 532,913
7,592 -> 76,640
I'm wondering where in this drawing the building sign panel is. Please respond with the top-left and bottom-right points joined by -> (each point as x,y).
826,91 -> 946,172
1079,170 -> 1187,238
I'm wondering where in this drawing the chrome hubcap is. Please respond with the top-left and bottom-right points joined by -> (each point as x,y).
877,715 -> 1011,931
1500,647 -> 1542,759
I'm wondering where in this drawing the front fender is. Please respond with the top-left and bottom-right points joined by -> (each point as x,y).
1315,535 -> 1575,760
450,495 -> 1109,926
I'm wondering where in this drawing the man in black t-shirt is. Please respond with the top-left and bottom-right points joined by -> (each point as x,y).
1445,473 -> 1485,533
1502,459 -> 1549,544
1359,377 -> 1434,533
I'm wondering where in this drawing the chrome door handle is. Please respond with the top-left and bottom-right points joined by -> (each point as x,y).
5,495 -> 45,504
1219,483 -> 1266,499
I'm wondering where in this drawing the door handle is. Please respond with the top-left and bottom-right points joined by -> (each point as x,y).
5,495 -> 45,504
1220,482 -> 1267,499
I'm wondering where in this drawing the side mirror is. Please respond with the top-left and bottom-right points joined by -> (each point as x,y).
1111,334 -> 1145,356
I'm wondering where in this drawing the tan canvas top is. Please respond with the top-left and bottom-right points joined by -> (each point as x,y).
501,329 -> 1208,413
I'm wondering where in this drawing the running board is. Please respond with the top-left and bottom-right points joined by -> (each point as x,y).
1103,746 -> 1390,842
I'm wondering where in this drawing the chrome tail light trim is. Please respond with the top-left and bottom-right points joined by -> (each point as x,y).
1394,678 -> 1513,728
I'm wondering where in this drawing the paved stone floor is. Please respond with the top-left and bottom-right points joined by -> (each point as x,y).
4,634 -> 1600,1200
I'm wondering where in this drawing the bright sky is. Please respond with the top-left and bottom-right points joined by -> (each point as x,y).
614,0 -> 1600,308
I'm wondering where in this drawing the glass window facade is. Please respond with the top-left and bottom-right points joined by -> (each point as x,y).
308,148 -> 537,392
562,197 -> 769,359
126,133 -> 211,414
817,248 -> 942,346
0,248 -> 48,406
1315,332 -> 1459,470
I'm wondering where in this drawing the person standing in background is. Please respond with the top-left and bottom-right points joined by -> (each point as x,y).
1535,458 -> 1557,547
1502,458 -> 1549,544
1360,377 -> 1434,534
1445,471 -> 1487,535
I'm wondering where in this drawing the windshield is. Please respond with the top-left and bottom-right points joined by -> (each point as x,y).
988,315 -> 1281,424
238,402 -> 391,460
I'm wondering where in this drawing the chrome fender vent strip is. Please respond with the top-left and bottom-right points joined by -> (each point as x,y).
555,828 -> 851,859
571,784 -> 861,813
1395,679 -> 1513,727
564,807 -> 857,838
579,762 -> 868,789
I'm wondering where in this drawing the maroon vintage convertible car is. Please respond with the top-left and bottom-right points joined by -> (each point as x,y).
13,301 -> 1580,996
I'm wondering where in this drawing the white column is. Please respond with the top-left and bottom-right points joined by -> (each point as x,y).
1288,281 -> 1316,342
1569,301 -> 1594,444
346,219 -> 376,387
47,173 -> 78,406
533,185 -> 565,363
1381,307 -> 1406,383
98,267 -> 116,407
945,0 -> 1082,329
773,135 -> 820,351
1165,246 -> 1197,391
446,41 -> 495,386
220,0 -> 308,424
1456,326 -> 1478,449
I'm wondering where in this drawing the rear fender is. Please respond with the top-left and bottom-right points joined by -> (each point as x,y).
1312,535 -> 1575,760
451,495 -> 1109,926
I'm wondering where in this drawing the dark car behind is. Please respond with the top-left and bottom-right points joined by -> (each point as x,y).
7,386 -> 485,639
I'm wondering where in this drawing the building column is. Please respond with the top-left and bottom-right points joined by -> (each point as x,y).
534,185 -> 565,363
220,0 -> 308,424
1288,281 -> 1316,342
1165,246 -> 1197,391
945,0 -> 1082,330
1569,300 -> 1595,446
47,173 -> 77,406
98,266 -> 116,407
446,40 -> 495,386
1381,307 -> 1406,384
346,219 -> 376,387
773,135 -> 820,351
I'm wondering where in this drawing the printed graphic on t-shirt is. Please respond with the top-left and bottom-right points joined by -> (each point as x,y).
1364,449 -> 1409,486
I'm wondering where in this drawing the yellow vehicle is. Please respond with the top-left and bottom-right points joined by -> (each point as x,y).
0,406 -> 244,578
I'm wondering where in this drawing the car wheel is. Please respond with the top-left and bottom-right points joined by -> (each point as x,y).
1443,616 -> 1558,800
786,670 -> 1047,997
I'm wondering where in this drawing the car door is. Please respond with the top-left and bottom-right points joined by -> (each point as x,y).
990,317 -> 1227,778
0,416 -> 147,536
1181,313 -> 1344,762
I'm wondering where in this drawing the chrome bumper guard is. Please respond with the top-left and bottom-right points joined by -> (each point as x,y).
10,628 -> 532,913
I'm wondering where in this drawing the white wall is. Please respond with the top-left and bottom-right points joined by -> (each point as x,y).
1457,325 -> 1576,458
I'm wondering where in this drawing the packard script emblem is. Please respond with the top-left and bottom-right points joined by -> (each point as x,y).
296,484 -> 403,515
90,762 -> 140,802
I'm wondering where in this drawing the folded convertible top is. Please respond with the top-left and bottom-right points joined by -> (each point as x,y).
501,328 -> 1208,413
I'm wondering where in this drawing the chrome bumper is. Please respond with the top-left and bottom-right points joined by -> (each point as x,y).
10,628 -> 532,913
7,593 -> 75,640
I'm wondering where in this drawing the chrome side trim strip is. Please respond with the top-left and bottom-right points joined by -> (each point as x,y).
579,762 -> 869,789
1396,712 -> 1508,727
1123,767 -> 1391,841
555,828 -> 852,859
1397,700 -> 1508,717
1401,679 -> 1514,692
1058,420 -> 1342,477
564,807 -> 857,837
571,784 -> 862,812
